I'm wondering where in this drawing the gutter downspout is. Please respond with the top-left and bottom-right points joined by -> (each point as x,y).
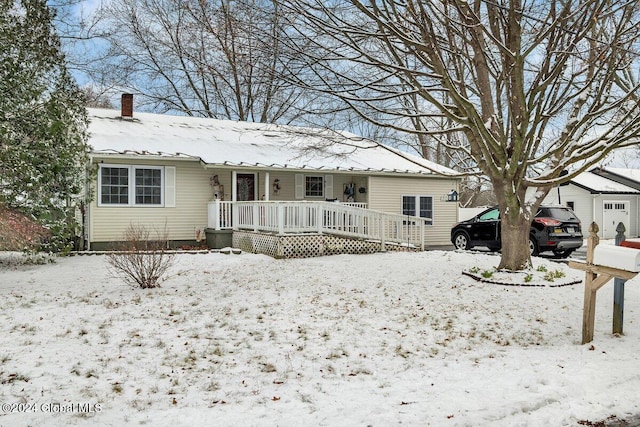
85,157 -> 93,251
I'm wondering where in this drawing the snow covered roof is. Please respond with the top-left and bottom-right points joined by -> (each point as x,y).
87,108 -> 456,176
588,167 -> 640,191
602,167 -> 640,184
570,171 -> 640,194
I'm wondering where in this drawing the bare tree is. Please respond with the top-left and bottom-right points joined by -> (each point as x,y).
81,87 -> 114,109
277,0 -> 640,270
88,0 -> 315,123
459,176 -> 497,208
598,145 -> 640,168
106,224 -> 175,289
47,0 -> 108,80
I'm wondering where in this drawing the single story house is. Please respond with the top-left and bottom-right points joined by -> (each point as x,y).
537,170 -> 640,239
85,97 -> 460,255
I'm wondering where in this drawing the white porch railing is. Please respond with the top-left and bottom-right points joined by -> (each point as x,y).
208,200 -> 429,249
342,202 -> 368,209
208,200 -> 234,230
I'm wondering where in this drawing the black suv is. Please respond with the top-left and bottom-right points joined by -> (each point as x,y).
451,205 -> 583,258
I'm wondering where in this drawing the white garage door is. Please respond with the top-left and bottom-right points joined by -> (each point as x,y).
603,201 -> 630,239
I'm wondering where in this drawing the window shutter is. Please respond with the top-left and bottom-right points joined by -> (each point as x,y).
295,174 -> 304,199
324,175 -> 333,199
164,166 -> 176,207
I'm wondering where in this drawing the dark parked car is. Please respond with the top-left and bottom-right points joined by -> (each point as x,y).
451,205 -> 583,258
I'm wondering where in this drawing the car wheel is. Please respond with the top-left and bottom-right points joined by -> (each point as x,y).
553,249 -> 575,259
453,232 -> 470,250
529,237 -> 539,256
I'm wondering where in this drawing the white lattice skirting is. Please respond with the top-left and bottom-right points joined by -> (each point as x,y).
232,231 -> 418,258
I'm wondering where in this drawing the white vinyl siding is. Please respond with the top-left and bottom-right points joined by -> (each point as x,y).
368,175 -> 459,245
164,166 -> 176,207
91,160 -> 213,243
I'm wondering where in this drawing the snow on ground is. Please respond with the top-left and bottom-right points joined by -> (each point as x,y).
0,250 -> 639,426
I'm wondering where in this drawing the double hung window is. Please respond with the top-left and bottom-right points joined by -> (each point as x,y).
402,195 -> 433,225
99,165 -> 164,206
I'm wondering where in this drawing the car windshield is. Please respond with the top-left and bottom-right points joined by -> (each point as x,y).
537,207 -> 578,221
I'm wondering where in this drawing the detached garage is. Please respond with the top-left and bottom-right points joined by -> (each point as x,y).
539,171 -> 640,239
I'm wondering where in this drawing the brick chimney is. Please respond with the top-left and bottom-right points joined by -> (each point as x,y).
121,93 -> 133,119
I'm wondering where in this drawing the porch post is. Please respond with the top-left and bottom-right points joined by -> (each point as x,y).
264,172 -> 270,201
231,170 -> 237,202
214,200 -> 221,230
278,203 -> 285,235
582,222 -> 600,344
253,203 -> 259,232
231,171 -> 238,231
207,200 -> 222,230
379,212 -> 386,251
613,222 -> 626,335
317,204 -> 323,233
420,219 -> 425,251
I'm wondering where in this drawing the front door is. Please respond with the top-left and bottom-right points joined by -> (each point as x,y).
236,173 -> 256,201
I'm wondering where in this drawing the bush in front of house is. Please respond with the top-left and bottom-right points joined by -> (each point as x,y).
106,224 -> 175,289
0,206 -> 50,252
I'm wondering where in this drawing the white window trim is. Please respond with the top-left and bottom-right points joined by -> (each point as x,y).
98,164 -> 165,207
305,175 -> 324,198
401,194 -> 434,226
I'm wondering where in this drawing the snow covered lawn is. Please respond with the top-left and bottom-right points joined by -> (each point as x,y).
1,250 -> 639,426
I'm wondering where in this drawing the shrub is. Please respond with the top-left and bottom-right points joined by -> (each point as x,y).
106,224 -> 175,288
0,206 -> 50,251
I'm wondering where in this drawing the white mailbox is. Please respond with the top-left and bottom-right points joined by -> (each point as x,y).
593,245 -> 640,272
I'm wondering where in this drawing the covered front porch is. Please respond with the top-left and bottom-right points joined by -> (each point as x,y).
206,200 -> 430,258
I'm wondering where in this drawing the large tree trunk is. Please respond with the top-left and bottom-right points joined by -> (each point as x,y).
498,211 -> 532,271
493,179 -> 541,271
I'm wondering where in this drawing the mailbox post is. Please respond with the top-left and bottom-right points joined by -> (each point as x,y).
568,222 -> 639,344
613,222 -> 626,335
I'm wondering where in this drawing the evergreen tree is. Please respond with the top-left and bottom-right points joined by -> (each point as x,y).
0,0 -> 89,252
